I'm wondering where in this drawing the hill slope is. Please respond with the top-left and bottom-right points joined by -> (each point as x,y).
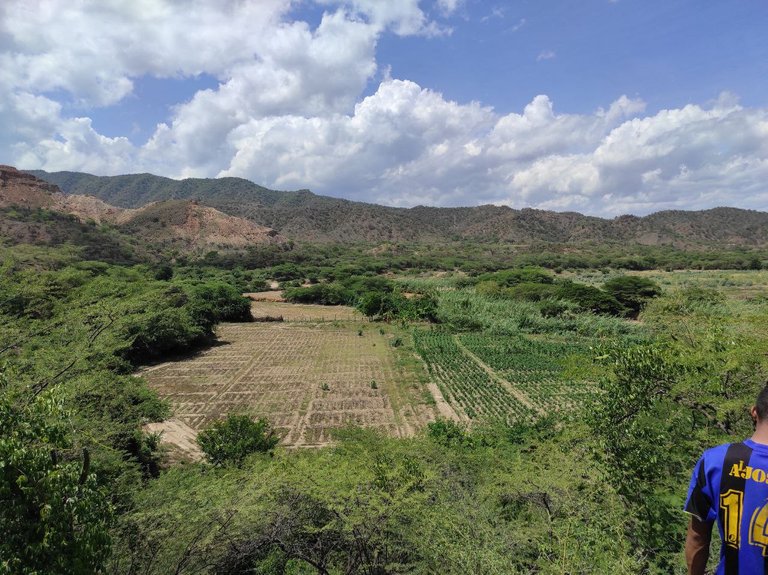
29,169 -> 768,246
2,167 -> 285,252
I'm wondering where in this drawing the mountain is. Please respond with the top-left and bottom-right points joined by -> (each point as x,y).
1,166 -> 285,252
27,168 -> 768,247
1,165 -> 63,209
119,200 -> 284,249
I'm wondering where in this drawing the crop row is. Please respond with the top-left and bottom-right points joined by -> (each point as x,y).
414,332 -> 534,422
457,333 -> 593,412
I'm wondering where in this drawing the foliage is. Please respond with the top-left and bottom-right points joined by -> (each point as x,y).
426,418 -> 475,449
197,415 -> 279,466
587,286 -> 768,571
476,266 -> 555,287
554,280 -> 628,316
0,253 -> 255,572
436,288 -> 636,337
111,426 -> 639,574
602,275 -> 662,318
0,378 -> 112,574
283,282 -> 352,305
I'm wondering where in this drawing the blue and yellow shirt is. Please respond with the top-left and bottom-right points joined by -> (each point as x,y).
685,439 -> 768,574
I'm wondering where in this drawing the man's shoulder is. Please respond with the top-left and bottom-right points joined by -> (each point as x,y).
701,441 -> 737,457
697,441 -> 744,467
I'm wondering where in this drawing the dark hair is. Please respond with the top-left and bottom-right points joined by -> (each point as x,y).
756,385 -> 768,420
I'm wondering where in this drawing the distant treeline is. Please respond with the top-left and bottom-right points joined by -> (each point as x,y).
191,241 -> 765,275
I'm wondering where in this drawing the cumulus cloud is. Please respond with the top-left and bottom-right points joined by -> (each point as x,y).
2,1 -> 768,217
214,86 -> 768,215
0,0 -> 290,106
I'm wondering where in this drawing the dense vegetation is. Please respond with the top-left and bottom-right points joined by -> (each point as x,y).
0,252 -> 252,573
2,230 -> 768,573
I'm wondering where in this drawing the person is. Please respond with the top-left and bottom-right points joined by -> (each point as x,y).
685,385 -> 768,574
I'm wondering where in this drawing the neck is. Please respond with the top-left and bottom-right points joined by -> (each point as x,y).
752,425 -> 768,445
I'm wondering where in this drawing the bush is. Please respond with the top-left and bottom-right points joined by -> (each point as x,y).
356,291 -> 406,320
426,418 -> 474,448
507,282 -> 558,302
555,281 -> 627,317
197,415 -> 279,466
478,267 -> 554,287
602,276 -> 662,318
185,281 -> 252,323
284,283 -> 352,305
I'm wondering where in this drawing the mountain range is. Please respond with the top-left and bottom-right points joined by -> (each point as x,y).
6,166 -> 768,248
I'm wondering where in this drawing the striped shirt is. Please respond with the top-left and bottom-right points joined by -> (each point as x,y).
685,439 -> 768,574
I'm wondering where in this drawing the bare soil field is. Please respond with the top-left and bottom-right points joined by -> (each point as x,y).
249,300 -> 363,322
142,321 -> 437,448
245,290 -> 286,302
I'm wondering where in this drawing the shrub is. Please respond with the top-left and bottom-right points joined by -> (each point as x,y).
185,281 -> 253,324
197,415 -> 278,466
478,267 -> 554,287
357,292 -> 405,320
507,282 -> 559,302
284,283 -> 352,305
426,418 -> 474,448
555,281 -> 627,317
602,276 -> 662,318
538,299 -> 572,318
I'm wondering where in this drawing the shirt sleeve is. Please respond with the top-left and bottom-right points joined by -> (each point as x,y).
684,454 -> 716,523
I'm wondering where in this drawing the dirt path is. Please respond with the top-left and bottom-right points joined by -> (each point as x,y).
144,418 -> 204,462
452,335 -> 544,417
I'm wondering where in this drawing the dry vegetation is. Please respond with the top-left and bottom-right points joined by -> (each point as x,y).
249,299 -> 363,322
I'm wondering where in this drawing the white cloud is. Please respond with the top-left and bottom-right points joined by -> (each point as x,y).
1,2 -> 767,217
0,0 -> 290,106
510,18 -> 527,32
435,0 -> 463,16
537,49 -> 556,61
314,0 -> 449,36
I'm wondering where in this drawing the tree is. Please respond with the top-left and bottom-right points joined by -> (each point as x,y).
0,380 -> 112,574
602,275 -> 662,318
555,281 -> 627,316
197,414 -> 279,466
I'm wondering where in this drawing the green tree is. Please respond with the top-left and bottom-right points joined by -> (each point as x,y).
0,380 -> 112,574
197,414 -> 279,466
602,275 -> 662,318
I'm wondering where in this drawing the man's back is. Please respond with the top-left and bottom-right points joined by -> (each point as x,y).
686,439 -> 768,574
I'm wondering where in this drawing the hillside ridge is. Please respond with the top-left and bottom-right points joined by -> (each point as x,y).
25,168 -> 768,246
1,166 -> 285,251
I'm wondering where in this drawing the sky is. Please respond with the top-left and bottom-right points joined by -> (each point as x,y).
1,0 -> 767,217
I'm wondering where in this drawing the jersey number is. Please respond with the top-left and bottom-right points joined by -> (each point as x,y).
719,490 -> 768,554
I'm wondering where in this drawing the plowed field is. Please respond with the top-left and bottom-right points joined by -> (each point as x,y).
143,321 -> 437,447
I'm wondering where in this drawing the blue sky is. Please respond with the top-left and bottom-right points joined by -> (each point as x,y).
1,0 -> 767,216
386,1 -> 768,114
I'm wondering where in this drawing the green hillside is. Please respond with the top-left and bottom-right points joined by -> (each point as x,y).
30,170 -> 768,246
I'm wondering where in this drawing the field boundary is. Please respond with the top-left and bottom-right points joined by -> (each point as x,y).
411,352 -> 466,423
452,335 -> 544,417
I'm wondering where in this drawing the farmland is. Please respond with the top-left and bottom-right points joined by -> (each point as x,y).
457,333 -> 597,413
143,309 -> 436,447
249,298 -> 364,322
6,245 -> 768,574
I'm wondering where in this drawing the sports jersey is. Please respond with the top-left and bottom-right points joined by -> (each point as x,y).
685,439 -> 768,574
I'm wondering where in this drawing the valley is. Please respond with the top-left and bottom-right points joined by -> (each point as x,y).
2,166 -> 767,574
